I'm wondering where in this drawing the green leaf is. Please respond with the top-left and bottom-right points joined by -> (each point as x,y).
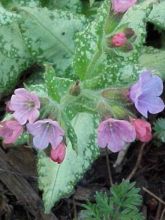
40,0 -> 82,13
1,0 -> 40,8
148,1 -> 165,30
18,6 -> 86,76
73,0 -> 110,80
44,65 -> 73,102
82,63 -> 140,90
0,53 -> 31,94
0,5 -> 32,94
81,180 -> 144,220
89,0 -> 95,7
154,118 -> 165,143
38,112 -> 99,213
59,111 -> 78,152
0,4 -> 86,96
139,48 -> 165,80
73,0 -> 154,85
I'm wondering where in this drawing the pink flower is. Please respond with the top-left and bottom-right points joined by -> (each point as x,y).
10,88 -> 40,125
112,0 -> 137,13
97,118 -> 136,152
0,120 -> 23,144
27,119 -> 64,150
131,118 -> 152,142
111,33 -> 127,47
50,142 -> 66,163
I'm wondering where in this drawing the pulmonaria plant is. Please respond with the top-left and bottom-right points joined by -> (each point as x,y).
129,71 -> 165,117
0,120 -> 23,144
112,0 -> 137,13
97,118 -> 136,152
27,119 -> 64,150
10,88 -> 40,125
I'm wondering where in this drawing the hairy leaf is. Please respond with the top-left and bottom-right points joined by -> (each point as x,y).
18,6 -> 86,76
0,5 -> 32,94
0,4 -> 86,96
73,0 -> 110,80
1,0 -> 40,8
40,0 -> 82,13
139,48 -> 165,80
73,0 -> 155,87
148,1 -> 165,30
38,113 -> 99,213
44,65 -> 73,102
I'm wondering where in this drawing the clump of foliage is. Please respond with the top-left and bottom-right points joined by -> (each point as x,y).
0,0 -> 165,214
81,181 -> 144,220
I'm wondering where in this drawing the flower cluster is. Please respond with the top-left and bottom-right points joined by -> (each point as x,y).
0,88 -> 65,164
97,70 -> 164,153
0,70 -> 164,159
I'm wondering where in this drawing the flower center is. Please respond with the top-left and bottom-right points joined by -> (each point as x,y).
25,101 -> 35,109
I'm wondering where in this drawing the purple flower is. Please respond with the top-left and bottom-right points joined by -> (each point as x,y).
0,120 -> 23,144
27,119 -> 64,150
129,71 -> 165,117
112,0 -> 137,13
10,88 -> 40,125
97,118 -> 136,152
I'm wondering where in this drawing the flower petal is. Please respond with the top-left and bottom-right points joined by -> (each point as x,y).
112,0 -> 137,13
129,81 -> 142,103
13,109 -> 30,125
33,135 -> 49,150
27,122 -> 45,136
107,129 -> 124,152
32,125 -> 50,149
135,100 -> 148,118
142,75 -> 163,96
49,126 -> 64,148
28,110 -> 40,124
115,120 -> 136,142
147,97 -> 165,114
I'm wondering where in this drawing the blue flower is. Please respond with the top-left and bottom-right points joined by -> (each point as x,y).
129,70 -> 165,117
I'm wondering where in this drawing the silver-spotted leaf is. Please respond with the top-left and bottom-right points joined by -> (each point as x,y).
148,1 -> 165,30
18,7 -> 86,76
38,112 -> 99,213
139,48 -> 165,80
40,0 -> 82,13
44,65 -> 73,102
73,0 -> 110,80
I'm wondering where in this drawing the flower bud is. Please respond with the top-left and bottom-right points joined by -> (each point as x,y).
50,142 -> 66,164
131,118 -> 152,142
69,80 -> 81,96
111,33 -> 127,47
